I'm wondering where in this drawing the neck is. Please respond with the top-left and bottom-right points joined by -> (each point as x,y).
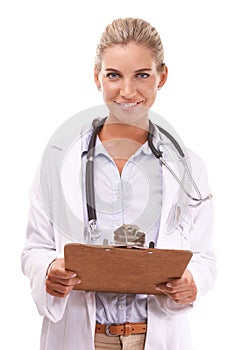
99,115 -> 149,144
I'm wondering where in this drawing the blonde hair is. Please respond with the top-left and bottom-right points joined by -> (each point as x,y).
95,18 -> 165,73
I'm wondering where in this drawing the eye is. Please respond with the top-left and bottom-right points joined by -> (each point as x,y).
106,72 -> 121,79
136,73 -> 150,79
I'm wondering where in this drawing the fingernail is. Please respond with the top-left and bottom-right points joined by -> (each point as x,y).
70,273 -> 77,278
166,282 -> 172,287
155,286 -> 161,290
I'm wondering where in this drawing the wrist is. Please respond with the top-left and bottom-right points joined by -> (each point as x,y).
46,258 -> 57,276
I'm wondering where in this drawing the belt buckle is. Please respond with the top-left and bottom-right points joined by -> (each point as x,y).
105,324 -> 118,337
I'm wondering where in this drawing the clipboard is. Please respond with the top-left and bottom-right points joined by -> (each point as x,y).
64,243 -> 193,295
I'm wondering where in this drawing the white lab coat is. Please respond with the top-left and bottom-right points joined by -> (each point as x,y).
22,125 -> 216,350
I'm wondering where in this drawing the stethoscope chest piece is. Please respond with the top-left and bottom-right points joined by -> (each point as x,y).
84,219 -> 101,243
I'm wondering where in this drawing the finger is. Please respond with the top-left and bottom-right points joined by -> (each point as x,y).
163,289 -> 197,303
156,283 -> 188,293
47,275 -> 81,286
155,283 -> 175,293
48,263 -> 77,279
166,280 -> 185,289
49,282 -> 74,294
47,290 -> 68,298
156,274 -> 196,292
171,293 -> 197,304
46,279 -> 81,297
46,284 -> 74,298
48,259 -> 77,279
155,283 -> 197,296
167,270 -> 195,288
165,289 -> 194,299
49,270 -> 78,280
166,278 -> 194,290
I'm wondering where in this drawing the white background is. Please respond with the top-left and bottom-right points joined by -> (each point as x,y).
1,0 -> 233,348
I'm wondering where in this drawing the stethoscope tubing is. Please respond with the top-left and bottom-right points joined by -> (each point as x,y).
85,118 -> 212,225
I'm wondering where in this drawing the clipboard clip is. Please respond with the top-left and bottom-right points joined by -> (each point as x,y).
114,224 -> 145,247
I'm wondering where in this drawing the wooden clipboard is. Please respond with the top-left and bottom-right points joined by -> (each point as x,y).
64,243 -> 193,295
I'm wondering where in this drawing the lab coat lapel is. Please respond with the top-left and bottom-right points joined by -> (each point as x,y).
42,131 -> 87,243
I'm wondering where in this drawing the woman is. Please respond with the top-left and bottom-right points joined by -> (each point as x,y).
22,18 -> 216,350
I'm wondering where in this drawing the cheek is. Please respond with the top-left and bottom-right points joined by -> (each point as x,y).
140,83 -> 158,108
144,85 -> 157,96
102,82 -> 119,101
139,77 -> 158,95
141,83 -> 157,99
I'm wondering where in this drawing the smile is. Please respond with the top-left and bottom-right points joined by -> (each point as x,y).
116,101 -> 142,108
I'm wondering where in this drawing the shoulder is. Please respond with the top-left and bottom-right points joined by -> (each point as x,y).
185,148 -> 212,194
186,147 -> 206,164
42,121 -> 93,163
186,148 -> 207,173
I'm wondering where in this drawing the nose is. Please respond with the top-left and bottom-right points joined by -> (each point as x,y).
120,79 -> 137,99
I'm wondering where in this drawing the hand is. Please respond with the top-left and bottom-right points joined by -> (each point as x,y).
46,258 -> 81,297
155,270 -> 198,304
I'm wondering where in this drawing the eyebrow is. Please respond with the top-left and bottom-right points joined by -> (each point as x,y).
104,68 -> 152,73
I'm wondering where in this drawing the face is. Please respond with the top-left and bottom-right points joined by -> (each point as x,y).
94,42 -> 167,123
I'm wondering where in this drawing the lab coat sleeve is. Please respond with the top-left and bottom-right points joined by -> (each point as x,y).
152,151 -> 216,316
186,152 -> 217,297
21,170 -> 69,322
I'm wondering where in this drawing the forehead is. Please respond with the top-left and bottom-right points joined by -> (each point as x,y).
101,42 -> 156,70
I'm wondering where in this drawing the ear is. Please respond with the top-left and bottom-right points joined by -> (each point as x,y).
94,68 -> 101,90
158,65 -> 168,89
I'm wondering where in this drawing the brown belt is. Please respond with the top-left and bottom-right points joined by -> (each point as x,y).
95,322 -> 147,337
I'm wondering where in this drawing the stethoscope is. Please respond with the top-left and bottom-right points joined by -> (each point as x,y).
85,117 -> 212,242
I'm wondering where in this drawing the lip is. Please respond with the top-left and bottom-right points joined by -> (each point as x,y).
115,101 -> 143,108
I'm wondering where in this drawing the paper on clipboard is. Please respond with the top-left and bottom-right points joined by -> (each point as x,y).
64,243 -> 193,295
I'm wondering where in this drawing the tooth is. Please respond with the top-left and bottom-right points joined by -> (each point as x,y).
121,103 -> 137,107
